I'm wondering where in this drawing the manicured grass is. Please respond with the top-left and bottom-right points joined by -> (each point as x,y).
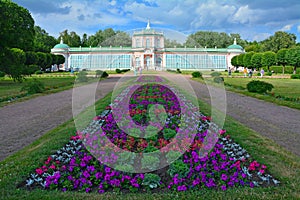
0,75 -> 110,107
224,77 -> 300,98
0,91 -> 299,199
192,76 -> 300,110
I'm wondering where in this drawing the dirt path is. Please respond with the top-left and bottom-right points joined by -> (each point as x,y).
0,76 -> 122,161
1,73 -> 299,161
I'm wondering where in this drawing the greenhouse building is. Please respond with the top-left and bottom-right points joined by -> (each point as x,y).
51,22 -> 244,71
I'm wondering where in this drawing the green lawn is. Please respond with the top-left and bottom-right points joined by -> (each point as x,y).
0,92 -> 299,199
224,77 -> 300,98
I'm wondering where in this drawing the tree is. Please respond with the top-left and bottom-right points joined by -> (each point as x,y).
231,56 -> 238,67
261,31 -> 296,52
34,26 -> 58,52
0,48 -> 26,81
0,0 -> 35,51
237,54 -> 245,67
243,52 -> 254,68
101,31 -> 131,47
0,0 -> 35,81
286,47 -> 300,74
261,51 -> 277,71
251,53 -> 263,70
276,48 -> 289,74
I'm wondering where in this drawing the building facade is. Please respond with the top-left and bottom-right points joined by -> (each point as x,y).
51,22 -> 244,71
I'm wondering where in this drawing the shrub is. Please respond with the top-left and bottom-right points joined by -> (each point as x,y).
121,69 -> 130,73
211,71 -> 221,77
266,72 -> 272,76
77,71 -> 88,82
213,76 -> 224,83
291,74 -> 300,79
247,80 -> 274,93
176,68 -> 182,73
192,71 -> 203,78
35,70 -> 43,75
0,71 -> 5,78
21,79 -> 45,94
115,68 -> 122,73
234,70 -> 240,73
101,71 -> 109,78
96,70 -> 109,78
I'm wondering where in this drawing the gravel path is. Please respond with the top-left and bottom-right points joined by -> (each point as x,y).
0,73 -> 299,161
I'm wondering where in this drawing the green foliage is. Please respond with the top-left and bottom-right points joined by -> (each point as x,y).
21,78 -> 45,94
0,48 -> 27,82
185,31 -> 246,48
0,0 -> 35,51
76,71 -> 88,82
251,53 -> 263,69
143,144 -> 158,153
261,31 -> 296,52
191,71 -> 203,78
141,155 -> 160,171
142,173 -> 161,189
0,71 -> 5,79
231,55 -> 238,67
115,68 -> 122,73
176,68 -> 182,73
34,26 -> 58,52
213,76 -> 224,83
35,70 -> 43,75
243,52 -> 254,68
168,159 -> 190,178
291,74 -> 300,79
163,128 -> 176,140
262,51 -> 277,70
247,80 -> 274,93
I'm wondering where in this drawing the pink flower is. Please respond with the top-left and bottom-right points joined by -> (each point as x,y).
35,168 -> 43,175
218,129 -> 226,135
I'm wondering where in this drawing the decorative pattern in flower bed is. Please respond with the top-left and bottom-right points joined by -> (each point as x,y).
23,75 -> 280,193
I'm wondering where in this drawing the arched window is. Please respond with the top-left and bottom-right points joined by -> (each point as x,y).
157,39 -> 160,48
146,38 -> 150,48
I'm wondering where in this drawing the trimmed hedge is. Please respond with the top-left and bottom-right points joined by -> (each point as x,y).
247,80 -> 274,93
191,71 -> 203,78
291,74 -> 300,79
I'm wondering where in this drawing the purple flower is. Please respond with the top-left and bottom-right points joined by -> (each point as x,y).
221,185 -> 227,191
177,185 -> 187,191
85,188 -> 91,193
221,174 -> 228,181
83,170 -> 90,178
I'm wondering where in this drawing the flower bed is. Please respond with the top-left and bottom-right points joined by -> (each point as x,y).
23,76 -> 279,193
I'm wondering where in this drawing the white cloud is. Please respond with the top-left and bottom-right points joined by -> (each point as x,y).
280,24 -> 292,31
298,25 -> 300,33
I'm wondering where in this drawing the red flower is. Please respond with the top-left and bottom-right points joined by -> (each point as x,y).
35,168 -> 43,175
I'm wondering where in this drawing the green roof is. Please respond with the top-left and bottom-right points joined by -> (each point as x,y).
53,43 -> 69,49
227,44 -> 243,50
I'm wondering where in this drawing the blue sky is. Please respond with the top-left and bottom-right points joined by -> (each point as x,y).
12,0 -> 300,43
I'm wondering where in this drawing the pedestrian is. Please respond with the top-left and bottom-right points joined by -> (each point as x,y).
243,68 -> 247,77
228,68 -> 232,77
248,69 -> 253,78
260,69 -> 264,78
139,67 -> 142,75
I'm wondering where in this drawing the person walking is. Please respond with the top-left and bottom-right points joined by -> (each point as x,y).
243,68 -> 247,77
260,69 -> 264,78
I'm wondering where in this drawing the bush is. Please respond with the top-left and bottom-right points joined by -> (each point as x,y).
247,80 -> 274,93
234,70 -> 240,73
266,72 -> 272,76
213,76 -> 224,83
101,71 -> 109,78
115,68 -> 122,73
0,71 -> 5,78
176,68 -> 182,73
21,79 -> 45,94
211,71 -> 221,77
35,70 -> 43,75
291,74 -> 300,79
77,71 -> 88,82
191,71 -> 203,78
121,69 -> 130,73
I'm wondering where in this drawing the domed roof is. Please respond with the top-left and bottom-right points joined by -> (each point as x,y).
53,39 -> 69,49
227,38 -> 243,50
